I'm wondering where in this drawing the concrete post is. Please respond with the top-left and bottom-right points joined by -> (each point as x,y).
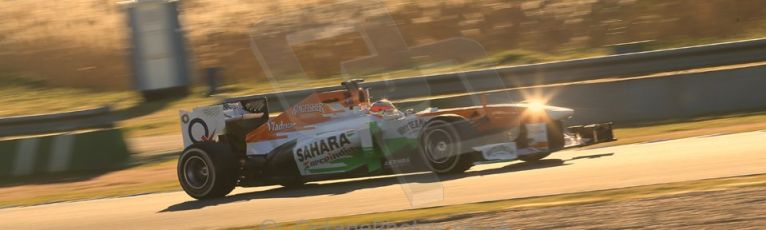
122,0 -> 191,101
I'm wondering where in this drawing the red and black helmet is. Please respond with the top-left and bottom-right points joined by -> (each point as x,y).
369,99 -> 396,114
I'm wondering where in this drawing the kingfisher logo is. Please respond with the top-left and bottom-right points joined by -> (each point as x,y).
291,103 -> 325,115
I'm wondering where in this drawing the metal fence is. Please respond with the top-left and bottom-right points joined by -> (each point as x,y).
0,106 -> 115,137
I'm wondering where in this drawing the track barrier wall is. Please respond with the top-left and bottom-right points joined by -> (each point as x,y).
232,38 -> 766,112
0,107 -> 131,180
397,64 -> 766,125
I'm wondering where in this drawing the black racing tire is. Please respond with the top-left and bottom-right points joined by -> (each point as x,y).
419,119 -> 475,174
518,120 -> 566,162
178,142 -> 239,199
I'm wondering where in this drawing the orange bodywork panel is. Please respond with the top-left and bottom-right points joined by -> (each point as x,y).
418,105 -> 550,134
245,89 -> 370,143
245,87 -> 546,143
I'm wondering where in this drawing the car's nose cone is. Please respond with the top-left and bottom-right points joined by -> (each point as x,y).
545,106 -> 574,120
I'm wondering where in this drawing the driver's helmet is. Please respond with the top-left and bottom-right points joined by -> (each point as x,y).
369,99 -> 397,115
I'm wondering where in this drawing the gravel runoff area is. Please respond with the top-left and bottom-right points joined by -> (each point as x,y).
376,186 -> 766,229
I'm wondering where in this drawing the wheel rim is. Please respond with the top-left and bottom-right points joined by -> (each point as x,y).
425,129 -> 455,164
183,155 -> 210,190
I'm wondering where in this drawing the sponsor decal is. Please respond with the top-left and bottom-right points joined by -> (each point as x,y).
396,119 -> 424,135
291,103 -> 325,115
525,123 -> 549,149
243,100 -> 266,113
476,143 -> 518,161
268,121 -> 296,132
489,145 -> 514,155
187,118 -> 216,143
222,102 -> 240,111
200,106 -> 222,117
327,102 -> 345,111
180,105 -> 225,147
295,131 -> 355,169
383,158 -> 411,168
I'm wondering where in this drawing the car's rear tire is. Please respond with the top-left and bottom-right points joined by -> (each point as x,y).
419,119 -> 475,174
178,142 -> 239,199
518,120 -> 565,162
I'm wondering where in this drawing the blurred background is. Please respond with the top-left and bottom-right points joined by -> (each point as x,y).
2,0 -> 766,138
2,0 -> 766,90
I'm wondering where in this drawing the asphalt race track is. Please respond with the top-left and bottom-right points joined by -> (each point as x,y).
2,131 -> 766,229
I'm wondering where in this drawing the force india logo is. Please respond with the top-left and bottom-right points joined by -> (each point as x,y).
291,103 -> 325,115
295,132 -> 354,168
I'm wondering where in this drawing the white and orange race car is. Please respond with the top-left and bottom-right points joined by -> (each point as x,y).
177,80 -> 614,199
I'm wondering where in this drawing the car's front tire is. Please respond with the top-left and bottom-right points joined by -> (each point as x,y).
178,142 -> 239,199
518,120 -> 565,162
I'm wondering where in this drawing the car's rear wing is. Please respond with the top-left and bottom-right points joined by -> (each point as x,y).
179,97 -> 269,148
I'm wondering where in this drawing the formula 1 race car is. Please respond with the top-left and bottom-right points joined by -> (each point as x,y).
177,80 -> 615,199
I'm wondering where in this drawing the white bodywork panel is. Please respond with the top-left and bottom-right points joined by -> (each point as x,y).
473,122 -> 550,161
179,105 -> 227,147
474,143 -> 518,161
